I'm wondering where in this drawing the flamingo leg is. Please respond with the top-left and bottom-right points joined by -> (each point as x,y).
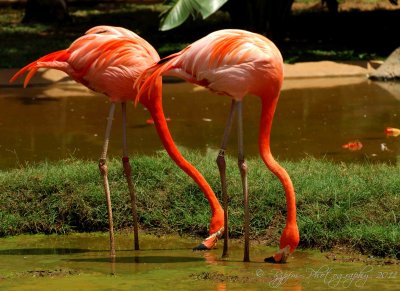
216,100 -> 237,258
121,102 -> 140,250
236,101 -> 250,262
99,102 -> 116,258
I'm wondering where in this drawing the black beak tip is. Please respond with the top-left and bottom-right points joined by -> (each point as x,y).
264,256 -> 276,263
193,243 -> 209,251
264,256 -> 287,264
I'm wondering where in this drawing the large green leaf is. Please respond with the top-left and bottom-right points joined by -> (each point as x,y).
196,0 -> 229,18
160,0 -> 228,31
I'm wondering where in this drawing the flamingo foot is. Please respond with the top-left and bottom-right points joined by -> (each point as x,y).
193,228 -> 224,251
264,245 -> 291,264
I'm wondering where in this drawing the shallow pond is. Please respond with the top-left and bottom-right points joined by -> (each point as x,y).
1,76 -> 400,169
0,233 -> 399,290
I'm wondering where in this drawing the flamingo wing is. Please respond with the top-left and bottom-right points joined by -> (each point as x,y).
10,26 -> 160,102
136,29 -> 283,102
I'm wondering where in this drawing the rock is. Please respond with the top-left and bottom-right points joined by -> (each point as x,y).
369,47 -> 400,81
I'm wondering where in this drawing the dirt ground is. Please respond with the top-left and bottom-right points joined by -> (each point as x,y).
0,60 -> 379,89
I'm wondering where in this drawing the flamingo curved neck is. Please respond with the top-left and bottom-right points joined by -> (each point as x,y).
141,91 -> 222,224
258,95 -> 297,225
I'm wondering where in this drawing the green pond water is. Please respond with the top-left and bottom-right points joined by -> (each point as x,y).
0,233 -> 398,290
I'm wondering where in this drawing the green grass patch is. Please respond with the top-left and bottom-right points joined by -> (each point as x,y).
0,152 -> 399,258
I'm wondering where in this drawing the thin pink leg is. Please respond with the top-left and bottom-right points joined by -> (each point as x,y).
121,102 -> 140,250
216,100 -> 237,258
236,101 -> 250,262
99,102 -> 116,258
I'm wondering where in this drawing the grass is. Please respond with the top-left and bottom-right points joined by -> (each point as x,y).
0,151 -> 399,259
0,2 -> 399,67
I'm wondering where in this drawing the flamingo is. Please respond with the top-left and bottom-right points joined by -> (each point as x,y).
9,26 -> 224,257
136,29 -> 300,263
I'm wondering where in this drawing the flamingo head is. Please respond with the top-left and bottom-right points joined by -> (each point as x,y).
265,224 -> 299,264
193,227 -> 224,251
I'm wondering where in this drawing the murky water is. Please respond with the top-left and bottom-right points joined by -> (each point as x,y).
1,77 -> 399,169
0,233 -> 398,290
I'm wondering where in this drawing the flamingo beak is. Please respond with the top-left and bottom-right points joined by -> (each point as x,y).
264,245 -> 291,264
193,227 -> 224,251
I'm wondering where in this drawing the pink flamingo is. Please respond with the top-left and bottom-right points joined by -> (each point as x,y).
10,26 -> 224,257
136,29 -> 300,263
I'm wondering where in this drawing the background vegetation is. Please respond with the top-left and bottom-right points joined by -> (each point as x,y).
0,0 -> 399,67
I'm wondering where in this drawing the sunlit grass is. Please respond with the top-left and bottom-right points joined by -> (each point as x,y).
0,152 -> 399,258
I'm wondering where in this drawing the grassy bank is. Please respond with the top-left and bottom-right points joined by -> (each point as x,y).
0,151 -> 399,259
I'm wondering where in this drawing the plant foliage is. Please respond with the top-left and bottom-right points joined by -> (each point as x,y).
159,0 -> 228,31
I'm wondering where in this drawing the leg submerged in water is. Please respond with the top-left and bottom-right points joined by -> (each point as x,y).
99,102 -> 116,258
121,102 -> 140,250
236,101 -> 250,262
216,100 -> 237,258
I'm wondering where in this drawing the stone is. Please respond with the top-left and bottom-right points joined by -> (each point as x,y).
369,47 -> 400,81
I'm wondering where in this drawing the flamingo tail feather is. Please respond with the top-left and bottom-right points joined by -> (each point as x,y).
9,50 -> 70,87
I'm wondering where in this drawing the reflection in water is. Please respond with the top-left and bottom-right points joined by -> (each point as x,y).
202,252 -> 227,291
0,233 -> 399,290
0,79 -> 399,169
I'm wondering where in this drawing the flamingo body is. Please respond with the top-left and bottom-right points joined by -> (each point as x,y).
11,26 -> 159,103
137,29 -> 299,262
137,29 -> 283,101
10,26 -> 225,255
